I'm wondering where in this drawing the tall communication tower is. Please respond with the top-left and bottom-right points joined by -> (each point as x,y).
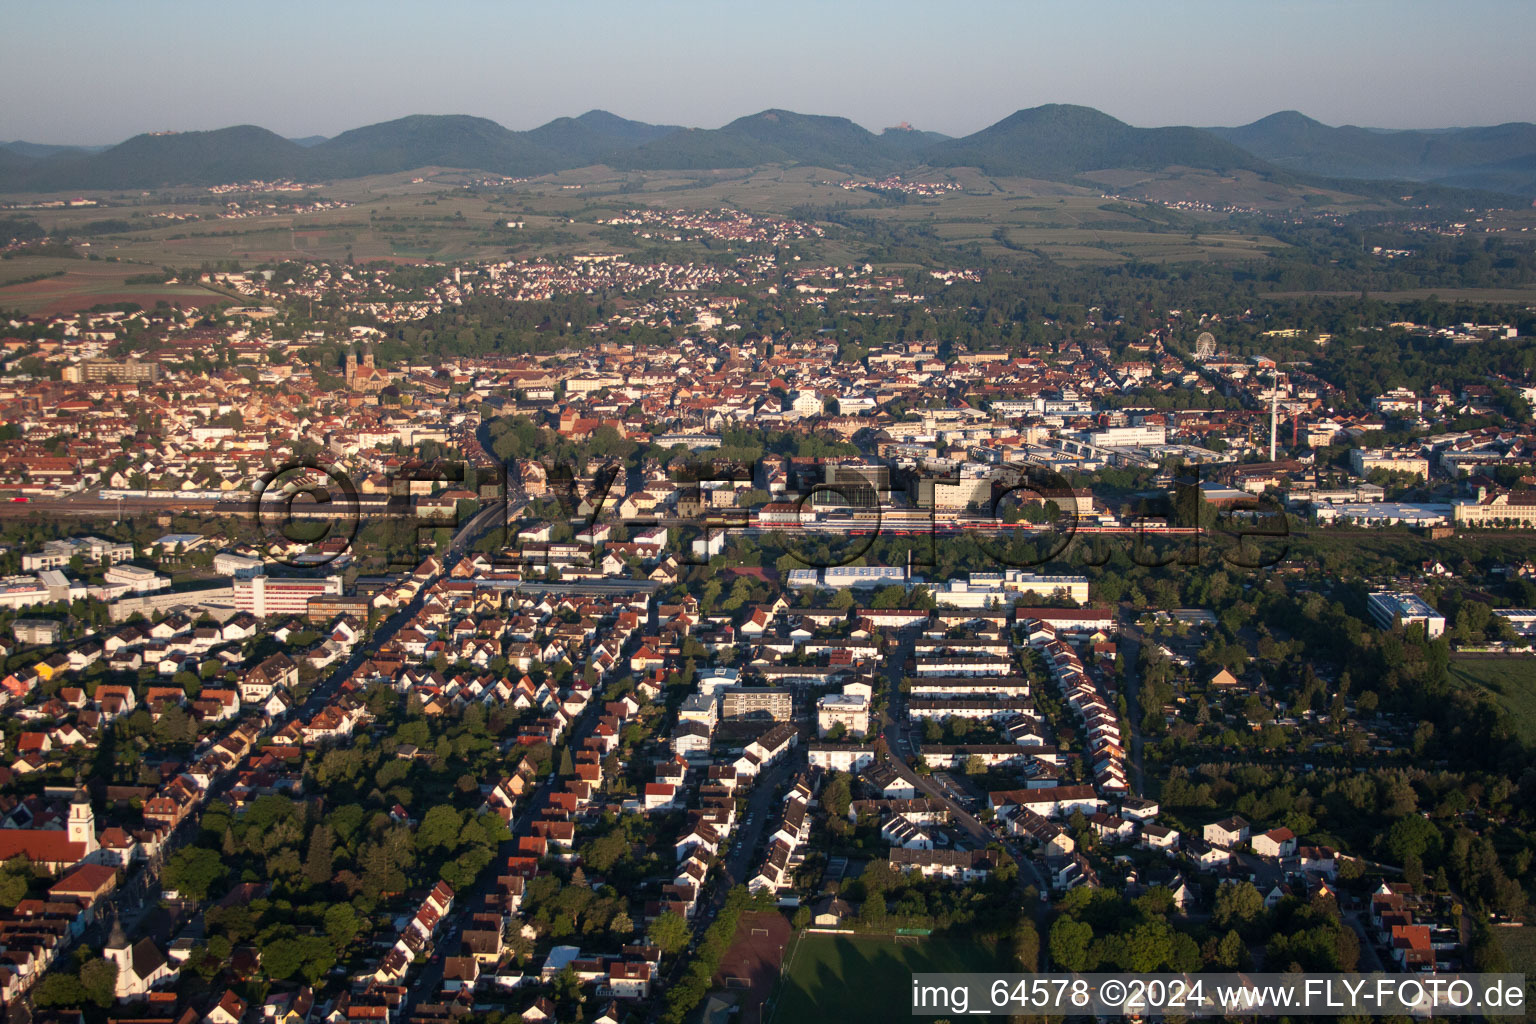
1270,381 -> 1279,461
1266,362 -> 1287,461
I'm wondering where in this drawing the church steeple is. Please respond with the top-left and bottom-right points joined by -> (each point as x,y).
67,787 -> 98,855
105,910 -> 136,999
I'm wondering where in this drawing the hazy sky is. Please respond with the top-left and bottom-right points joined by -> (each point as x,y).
5,0 -> 1534,144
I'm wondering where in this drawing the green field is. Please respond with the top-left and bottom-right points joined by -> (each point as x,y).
1494,923 -> 1536,977
1449,658 -> 1536,742
769,933 -> 1013,1024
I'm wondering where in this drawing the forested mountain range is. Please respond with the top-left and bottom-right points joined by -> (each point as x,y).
3,103 -> 1534,197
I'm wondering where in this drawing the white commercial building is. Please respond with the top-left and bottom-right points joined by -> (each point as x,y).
1088,425 -> 1167,447
934,571 -> 1089,608
213,552 -> 266,578
234,574 -> 343,618
1454,491 -> 1536,528
1313,502 -> 1451,527
678,693 -> 719,727
103,564 -> 169,593
787,390 -> 823,417
0,576 -> 52,611
1367,592 -> 1446,638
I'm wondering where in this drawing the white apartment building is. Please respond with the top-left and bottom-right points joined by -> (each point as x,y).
23,536 -> 135,571
816,692 -> 871,738
1350,448 -> 1429,480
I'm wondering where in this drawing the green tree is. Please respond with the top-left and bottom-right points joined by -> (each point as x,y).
78,958 -> 118,1007
581,832 -> 628,874
1049,917 -> 1094,972
822,773 -> 853,819
32,971 -> 85,1007
1213,881 -> 1264,931
1213,928 -> 1248,969
1013,917 -> 1040,971
416,805 -> 464,854
324,902 -> 359,951
304,825 -> 336,887
650,910 -> 691,955
296,934 -> 338,986
1384,814 -> 1441,865
0,864 -> 29,907
163,846 -> 225,902
262,936 -> 304,981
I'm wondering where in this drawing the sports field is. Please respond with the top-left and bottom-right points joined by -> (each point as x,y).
768,932 -> 1013,1024
1449,658 -> 1536,743
714,910 -> 791,1024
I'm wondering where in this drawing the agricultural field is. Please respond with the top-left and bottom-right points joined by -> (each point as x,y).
1449,658 -> 1536,743
768,933 -> 1013,1024
1271,287 -> 1536,303
4,162 -> 1302,273
0,254 -> 222,314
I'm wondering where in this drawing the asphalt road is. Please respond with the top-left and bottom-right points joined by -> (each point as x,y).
1117,619 -> 1149,796
877,631 -> 1047,893
651,752 -> 804,999
400,570 -> 655,1014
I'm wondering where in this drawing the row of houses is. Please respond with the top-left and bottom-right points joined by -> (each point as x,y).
1025,616 -> 1128,794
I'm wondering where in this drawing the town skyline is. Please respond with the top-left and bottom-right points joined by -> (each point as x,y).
4,3 -> 1536,1019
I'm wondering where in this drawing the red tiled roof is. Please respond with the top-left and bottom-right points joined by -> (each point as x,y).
0,830 -> 86,867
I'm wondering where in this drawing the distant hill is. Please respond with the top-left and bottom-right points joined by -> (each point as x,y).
923,104 -> 1272,179
720,110 -> 899,169
1209,111 -> 1536,195
1,140 -> 108,159
5,125 -> 310,190
525,110 -> 679,165
306,114 -> 561,178
0,104 -> 1529,199
610,125 -> 790,171
611,109 -> 902,171
1431,152 -> 1536,198
878,124 -> 951,156
0,147 -> 37,175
